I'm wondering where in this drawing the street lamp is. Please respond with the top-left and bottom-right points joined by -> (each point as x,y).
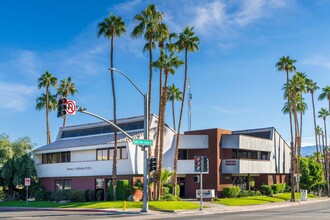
109,67 -> 149,212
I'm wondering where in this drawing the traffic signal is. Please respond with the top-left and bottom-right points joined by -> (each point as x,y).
194,156 -> 201,172
57,98 -> 67,118
149,157 -> 156,172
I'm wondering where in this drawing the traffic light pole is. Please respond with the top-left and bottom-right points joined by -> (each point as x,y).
109,67 -> 149,213
200,168 -> 203,211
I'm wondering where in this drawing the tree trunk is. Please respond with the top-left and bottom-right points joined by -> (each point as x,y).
46,87 -> 51,144
172,99 -> 176,130
173,49 -> 188,197
311,92 -> 319,162
157,72 -> 169,200
110,34 -> 117,201
286,70 -> 295,202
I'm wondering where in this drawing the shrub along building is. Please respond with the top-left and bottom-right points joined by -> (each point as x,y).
33,115 -> 291,198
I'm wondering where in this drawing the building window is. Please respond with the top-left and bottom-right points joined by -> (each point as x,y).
96,178 -> 105,189
97,147 -> 128,160
55,179 -> 72,191
178,149 -> 188,160
63,179 -> 72,190
121,147 -> 128,159
42,152 -> 71,164
97,149 -> 108,160
231,149 -> 270,161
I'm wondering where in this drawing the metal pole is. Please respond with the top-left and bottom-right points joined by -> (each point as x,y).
26,186 -> 28,207
200,171 -> 203,211
142,93 -> 149,212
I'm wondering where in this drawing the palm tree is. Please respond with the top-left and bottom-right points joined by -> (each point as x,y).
131,4 -> 164,138
306,79 -> 320,162
57,77 -> 78,127
318,108 -> 330,196
37,71 -> 58,144
153,53 -> 183,200
319,86 -> 330,112
167,84 -> 183,130
315,125 -> 323,163
172,26 -> 200,196
98,13 -> 126,201
275,56 -> 296,202
36,93 -> 57,143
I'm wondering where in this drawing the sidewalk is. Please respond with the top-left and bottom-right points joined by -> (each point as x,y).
0,197 -> 329,218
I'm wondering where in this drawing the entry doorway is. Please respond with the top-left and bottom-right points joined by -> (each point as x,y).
232,176 -> 247,191
178,178 -> 185,198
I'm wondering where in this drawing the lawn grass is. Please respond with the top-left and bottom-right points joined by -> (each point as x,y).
273,193 -> 317,200
214,196 -> 285,206
0,200 -> 200,211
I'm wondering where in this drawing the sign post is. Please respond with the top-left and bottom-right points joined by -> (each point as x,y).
25,178 -> 30,206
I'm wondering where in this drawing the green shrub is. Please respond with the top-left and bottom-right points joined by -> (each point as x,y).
69,190 -> 85,202
160,193 -> 181,201
96,190 -> 104,201
238,190 -> 262,197
260,185 -> 273,196
108,180 -> 131,201
163,184 -> 180,196
33,189 -> 50,201
271,184 -> 281,194
223,186 -> 240,198
88,190 -> 96,201
50,190 -> 71,201
162,187 -> 170,194
83,190 -> 90,202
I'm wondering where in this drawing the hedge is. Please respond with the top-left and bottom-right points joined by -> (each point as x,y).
223,186 -> 240,198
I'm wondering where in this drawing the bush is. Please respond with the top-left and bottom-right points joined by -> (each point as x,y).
96,190 -> 104,201
50,190 -> 71,202
271,183 -> 286,194
69,190 -> 85,202
260,185 -> 273,196
223,186 -> 240,198
162,187 -> 170,194
108,180 -> 131,201
163,184 -> 180,196
33,189 -> 50,201
88,190 -> 96,201
49,190 -> 86,202
238,190 -> 262,197
160,193 -> 181,201
83,190 -> 90,202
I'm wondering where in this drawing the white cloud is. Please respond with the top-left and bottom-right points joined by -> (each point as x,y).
0,81 -> 36,111
302,55 -> 330,70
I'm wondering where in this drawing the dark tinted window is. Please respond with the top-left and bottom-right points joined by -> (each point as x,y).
61,121 -> 144,138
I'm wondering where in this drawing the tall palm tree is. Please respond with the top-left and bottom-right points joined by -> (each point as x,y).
318,108 -> 330,196
275,56 -> 296,202
153,53 -> 183,200
57,77 -> 78,127
172,26 -> 200,196
306,79 -> 320,162
315,125 -> 323,163
36,93 -> 57,143
318,86 -> 330,113
37,71 -> 58,144
98,13 -> 126,201
167,84 -> 183,130
131,4 -> 164,138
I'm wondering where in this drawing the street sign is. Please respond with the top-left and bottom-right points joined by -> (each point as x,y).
66,100 -> 76,115
25,178 -> 31,186
133,139 -> 153,146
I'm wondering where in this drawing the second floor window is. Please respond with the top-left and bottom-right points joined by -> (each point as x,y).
97,147 -> 128,161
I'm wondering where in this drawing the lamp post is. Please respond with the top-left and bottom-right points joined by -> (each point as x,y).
110,67 -> 149,212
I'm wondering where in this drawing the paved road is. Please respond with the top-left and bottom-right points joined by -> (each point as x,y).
1,200 -> 330,220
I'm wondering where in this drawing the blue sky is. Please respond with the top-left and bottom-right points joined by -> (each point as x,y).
1,0 -> 330,148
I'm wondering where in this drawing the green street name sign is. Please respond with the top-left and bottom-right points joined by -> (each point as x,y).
133,139 -> 153,146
